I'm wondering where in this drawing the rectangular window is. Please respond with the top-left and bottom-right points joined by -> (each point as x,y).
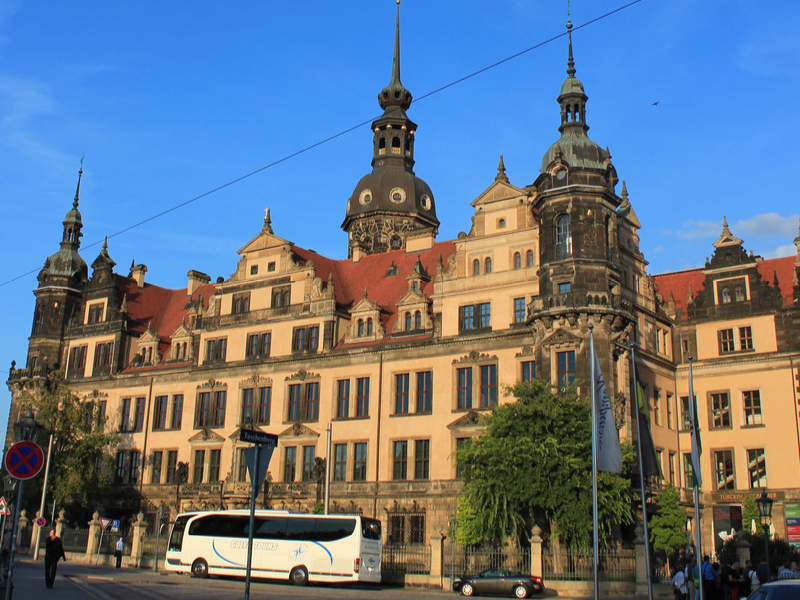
456,438 -> 468,479
739,326 -> 753,351
271,285 -> 291,308
93,341 -> 114,368
241,388 -> 254,424
97,400 -> 107,427
556,351 -> 576,389
196,392 -> 211,427
132,397 -> 145,432
395,373 -> 410,414
457,367 -> 472,409
459,303 -> 491,332
414,439 -> 430,480
416,371 -> 432,413
333,444 -> 347,482
668,452 -> 676,485
710,392 -> 731,429
87,303 -> 104,324
714,449 -> 735,490
558,282 -> 571,294
356,377 -> 369,417
257,387 -> 271,424
129,451 -> 140,484
120,397 -> 131,432
336,380 -> 350,419
521,360 -> 535,383
153,396 -> 168,430
237,448 -> 248,483
680,396 -> 693,430
305,382 -> 320,421
392,441 -> 408,480
246,332 -> 271,358
479,302 -> 491,328
666,393 -> 674,430
288,384 -> 301,421
151,451 -> 163,484
409,515 -> 425,545
193,449 -> 205,484
513,298 -> 526,324
479,364 -> 497,408
67,345 -> 87,376
115,452 -> 127,484
232,292 -> 250,314
353,442 -> 367,481
292,326 -> 319,352
205,338 -> 227,363
165,451 -> 178,484
653,389 -> 661,426
208,449 -> 221,482
683,452 -> 694,489
718,329 -> 735,354
302,445 -> 316,482
171,394 -> 183,430
743,390 -> 763,426
283,446 -> 297,483
747,448 -> 767,489
459,305 -> 475,331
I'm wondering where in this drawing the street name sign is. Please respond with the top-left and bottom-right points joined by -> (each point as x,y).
239,429 -> 278,446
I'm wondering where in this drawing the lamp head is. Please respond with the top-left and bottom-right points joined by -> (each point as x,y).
756,490 -> 773,526
13,409 -> 42,442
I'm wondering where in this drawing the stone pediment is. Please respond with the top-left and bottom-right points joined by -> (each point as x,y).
351,295 -> 380,314
188,428 -> 225,444
470,179 -> 525,209
237,230 -> 293,256
197,378 -> 227,391
285,369 -> 320,382
170,320 -> 192,340
447,410 -> 485,430
139,325 -> 159,344
396,288 -> 428,308
238,373 -> 272,389
279,423 -> 320,439
541,327 -> 582,348
712,217 -> 743,249
452,350 -> 497,365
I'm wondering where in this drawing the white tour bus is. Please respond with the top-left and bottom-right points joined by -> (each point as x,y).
165,509 -> 382,585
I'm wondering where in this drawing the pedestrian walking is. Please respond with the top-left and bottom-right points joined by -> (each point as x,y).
44,529 -> 66,589
686,556 -> 697,600
114,537 -> 124,569
672,562 -> 688,600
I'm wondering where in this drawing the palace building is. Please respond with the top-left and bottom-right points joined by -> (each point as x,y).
7,7 -> 800,553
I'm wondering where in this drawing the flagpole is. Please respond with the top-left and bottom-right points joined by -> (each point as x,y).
688,356 -> 704,600
630,338 -> 653,600
589,325 -> 600,600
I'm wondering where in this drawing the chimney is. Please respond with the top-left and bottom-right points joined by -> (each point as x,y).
131,264 -> 147,288
187,270 -> 211,296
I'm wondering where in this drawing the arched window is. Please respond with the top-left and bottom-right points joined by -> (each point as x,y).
721,287 -> 731,304
357,319 -> 364,337
513,252 -> 521,270
405,312 -> 412,331
391,136 -> 401,154
367,318 -> 373,336
391,236 -> 402,250
414,311 -> 421,330
556,214 -> 572,259
412,281 -> 418,292
485,257 -> 492,274
734,286 -> 745,302
472,259 -> 480,276
379,137 -> 386,153
526,250 -> 534,267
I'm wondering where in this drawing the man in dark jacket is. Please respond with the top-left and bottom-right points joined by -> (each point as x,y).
44,529 -> 66,589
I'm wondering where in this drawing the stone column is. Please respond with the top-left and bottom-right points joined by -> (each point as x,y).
86,512 -> 101,557
529,525 -> 543,578
429,533 -> 443,585
634,525 -> 649,598
55,509 -> 66,538
17,510 -> 29,555
734,531 -> 751,565
131,512 -> 146,568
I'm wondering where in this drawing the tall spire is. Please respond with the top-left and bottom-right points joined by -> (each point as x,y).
566,15 -> 576,78
378,0 -> 412,112
73,154 -> 84,209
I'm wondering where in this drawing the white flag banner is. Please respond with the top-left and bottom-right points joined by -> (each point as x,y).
593,346 -> 622,473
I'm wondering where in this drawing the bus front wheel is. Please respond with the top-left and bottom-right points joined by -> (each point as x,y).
290,566 -> 308,586
191,558 -> 209,578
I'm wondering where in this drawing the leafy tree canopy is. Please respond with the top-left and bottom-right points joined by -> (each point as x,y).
456,379 -> 634,549
649,485 -> 687,555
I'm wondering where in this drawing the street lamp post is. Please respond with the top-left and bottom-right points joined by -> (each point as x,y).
5,409 -> 43,600
756,490 -> 773,581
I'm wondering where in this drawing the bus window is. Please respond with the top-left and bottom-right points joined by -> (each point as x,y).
361,518 -> 381,540
169,516 -> 190,552
284,518 -> 314,541
255,517 -> 286,540
314,518 -> 356,542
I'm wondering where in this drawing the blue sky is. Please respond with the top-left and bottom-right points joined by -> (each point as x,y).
1,0 -> 799,439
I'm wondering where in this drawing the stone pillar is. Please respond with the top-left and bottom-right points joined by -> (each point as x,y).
430,534 -> 443,584
529,525 -> 543,578
55,509 -> 66,538
634,525 -> 649,598
131,512 -> 146,567
86,512 -> 101,557
17,510 -> 29,555
734,531 -> 751,565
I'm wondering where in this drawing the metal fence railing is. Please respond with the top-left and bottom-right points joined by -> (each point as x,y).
98,531 -> 132,556
139,534 -> 168,561
543,546 -> 635,582
382,544 -> 431,574
61,527 -> 90,553
444,544 -> 531,579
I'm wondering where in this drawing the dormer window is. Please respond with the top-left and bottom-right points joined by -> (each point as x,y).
87,303 -> 104,324
414,311 -> 421,330
357,319 -> 364,337
735,286 -> 745,302
412,281 -> 418,292
405,312 -> 412,331
721,287 -> 731,304
367,318 -> 374,336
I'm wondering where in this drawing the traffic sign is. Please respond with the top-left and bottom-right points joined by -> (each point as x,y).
111,519 -> 120,532
239,429 -> 278,447
100,517 -> 112,531
35,517 -> 46,527
244,445 -> 274,489
0,497 -> 8,516
4,441 -> 45,480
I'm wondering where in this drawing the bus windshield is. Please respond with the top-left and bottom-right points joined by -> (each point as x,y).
168,515 -> 190,552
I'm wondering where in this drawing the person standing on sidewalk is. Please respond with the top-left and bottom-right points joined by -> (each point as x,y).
44,529 -> 66,589
114,537 -> 124,569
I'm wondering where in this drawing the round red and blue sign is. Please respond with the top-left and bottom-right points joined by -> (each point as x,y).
4,441 -> 45,480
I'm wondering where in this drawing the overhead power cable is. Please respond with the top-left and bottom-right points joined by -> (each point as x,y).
0,0 -> 647,290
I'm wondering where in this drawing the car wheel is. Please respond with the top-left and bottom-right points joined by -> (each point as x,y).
290,565 -> 309,586
191,558 -> 209,578
461,582 -> 475,596
514,584 -> 529,599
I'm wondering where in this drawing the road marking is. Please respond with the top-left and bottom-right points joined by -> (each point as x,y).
66,575 -> 118,600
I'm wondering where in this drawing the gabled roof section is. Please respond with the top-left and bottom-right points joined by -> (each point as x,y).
238,229 -> 293,256
470,178 -> 526,209
653,268 -> 706,320
712,217 -> 743,249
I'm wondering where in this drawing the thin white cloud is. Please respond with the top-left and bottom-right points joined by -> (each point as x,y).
761,244 -> 796,260
736,35 -> 800,77
673,219 -> 720,240
733,213 -> 799,239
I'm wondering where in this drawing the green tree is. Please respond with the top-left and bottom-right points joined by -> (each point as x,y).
649,485 -> 687,559
457,379 -> 634,549
18,374 -> 118,509
741,493 -> 759,536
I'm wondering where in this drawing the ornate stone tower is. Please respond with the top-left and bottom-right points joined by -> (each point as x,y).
28,163 -> 89,372
341,1 -> 439,257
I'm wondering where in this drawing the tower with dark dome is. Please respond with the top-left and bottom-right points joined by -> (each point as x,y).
341,1 -> 439,258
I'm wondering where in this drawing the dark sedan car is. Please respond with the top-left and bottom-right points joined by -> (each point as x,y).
453,568 -> 545,598
746,580 -> 800,599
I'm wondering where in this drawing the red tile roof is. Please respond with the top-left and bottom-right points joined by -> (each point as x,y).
654,256 -> 796,320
